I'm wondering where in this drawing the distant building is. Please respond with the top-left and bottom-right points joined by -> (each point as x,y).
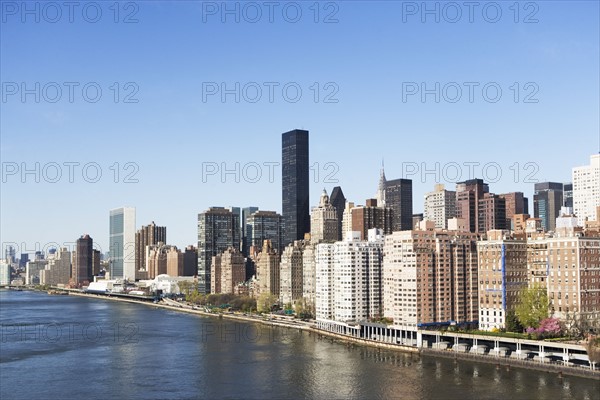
25,260 -> 47,285
385,177 -> 413,232
424,184 -> 456,229
499,192 -> 528,229
40,248 -> 71,286
280,240 -> 307,305
478,193 -> 507,233
241,206 -> 259,256
135,221 -> 167,279
197,207 -> 240,294
73,234 -> 93,286
254,240 -> 281,297
572,154 -> 600,225
456,179 -> 489,233
0,260 -> 11,285
310,189 -> 338,244
247,210 -> 283,254
109,207 -> 136,280
166,247 -> 184,277
92,249 -> 101,277
343,199 -> 393,240
183,246 -> 198,277
282,129 -> 310,246
329,187 -> 346,241
534,182 -> 563,232
211,247 -> 245,294
563,183 -> 573,208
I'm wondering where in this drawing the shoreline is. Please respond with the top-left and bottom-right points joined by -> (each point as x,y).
13,289 -> 600,381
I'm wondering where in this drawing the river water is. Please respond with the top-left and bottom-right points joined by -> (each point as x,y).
1,290 -> 598,400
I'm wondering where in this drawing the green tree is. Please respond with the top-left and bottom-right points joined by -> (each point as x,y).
515,284 -> 549,329
505,310 -> 523,333
257,292 -> 277,313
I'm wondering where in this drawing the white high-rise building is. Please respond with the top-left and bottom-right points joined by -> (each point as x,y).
109,207 -> 136,280
0,260 -> 10,285
424,184 -> 456,229
572,154 -> 600,225
315,229 -> 384,323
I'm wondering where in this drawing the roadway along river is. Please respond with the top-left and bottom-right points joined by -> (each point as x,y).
1,290 -> 598,400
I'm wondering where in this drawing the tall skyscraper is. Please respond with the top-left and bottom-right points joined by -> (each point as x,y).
329,186 -> 346,241
183,245 -> 198,277
310,189 -> 338,243
73,234 -> 93,286
109,207 -> 136,280
424,184 -> 456,230
247,210 -> 284,254
572,154 -> 600,225
197,207 -> 240,294
533,182 -> 563,232
478,193 -> 507,233
282,129 -> 310,246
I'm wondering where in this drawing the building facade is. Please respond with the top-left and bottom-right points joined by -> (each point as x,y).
534,182 -> 564,232
197,207 -> 240,294
73,234 -> 93,286
424,184 -> 456,230
135,222 -> 167,279
109,207 -> 136,280
477,230 -> 528,331
310,189 -> 338,244
383,221 -> 479,331
282,129 -> 310,246
572,154 -> 600,225
247,210 -> 283,254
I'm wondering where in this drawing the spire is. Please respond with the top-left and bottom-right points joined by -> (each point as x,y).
376,159 -> 386,206
319,188 -> 330,206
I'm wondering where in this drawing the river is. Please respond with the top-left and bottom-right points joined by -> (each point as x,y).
0,290 -> 598,400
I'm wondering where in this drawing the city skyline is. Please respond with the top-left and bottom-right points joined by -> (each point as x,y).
2,2 -> 599,253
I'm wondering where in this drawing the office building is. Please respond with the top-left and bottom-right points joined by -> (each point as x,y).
534,182 -> 563,232
563,183 -> 573,208
241,206 -> 259,256
40,248 -> 71,286
247,210 -> 283,254
109,207 -> 136,280
183,246 -> 198,277
197,207 -> 240,294
282,129 -> 310,246
385,178 -> 413,232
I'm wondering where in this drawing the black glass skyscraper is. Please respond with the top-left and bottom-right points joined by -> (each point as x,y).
282,129 -> 310,246
385,178 -> 413,231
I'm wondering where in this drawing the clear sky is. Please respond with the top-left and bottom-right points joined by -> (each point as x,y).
1,0 -> 599,254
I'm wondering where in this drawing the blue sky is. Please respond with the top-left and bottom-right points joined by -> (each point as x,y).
1,0 -> 599,254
